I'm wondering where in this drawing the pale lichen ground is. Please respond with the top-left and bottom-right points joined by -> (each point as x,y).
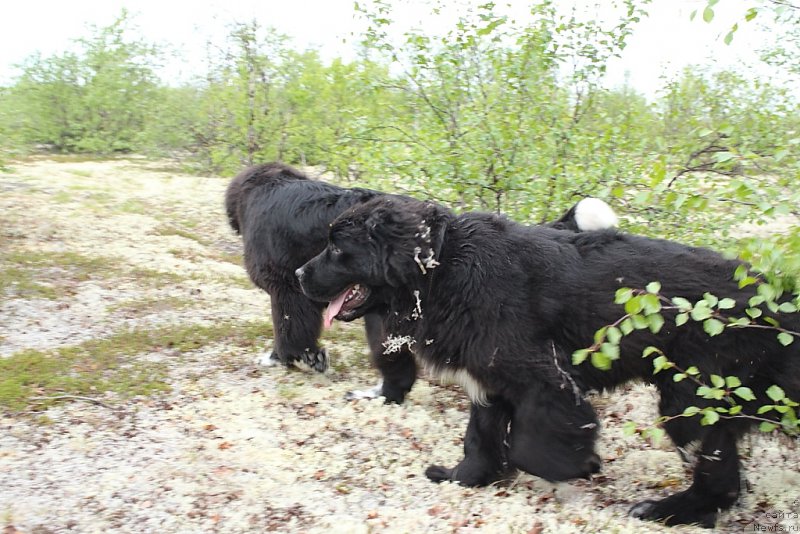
1,158 -> 799,534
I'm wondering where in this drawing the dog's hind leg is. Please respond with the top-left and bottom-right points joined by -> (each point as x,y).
630,426 -> 741,528
506,383 -> 601,482
425,399 -> 513,486
345,313 -> 417,404
263,288 -> 328,373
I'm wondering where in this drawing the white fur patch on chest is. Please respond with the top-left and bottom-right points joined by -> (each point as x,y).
431,366 -> 490,407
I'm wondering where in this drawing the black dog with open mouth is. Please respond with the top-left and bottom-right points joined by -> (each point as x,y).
297,195 -> 800,528
227,162 -> 617,403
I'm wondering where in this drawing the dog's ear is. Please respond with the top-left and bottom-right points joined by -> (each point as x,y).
366,198 -> 450,287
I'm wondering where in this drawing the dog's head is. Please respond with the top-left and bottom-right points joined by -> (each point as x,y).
297,196 -> 451,326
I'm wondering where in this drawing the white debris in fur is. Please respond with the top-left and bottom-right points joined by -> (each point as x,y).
411,290 -> 423,320
422,248 -> 439,270
413,247 -> 427,274
413,246 -> 440,274
382,335 -> 416,354
425,339 -> 435,345
417,222 -> 431,242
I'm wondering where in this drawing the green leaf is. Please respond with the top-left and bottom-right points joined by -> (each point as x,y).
778,333 -> 794,346
675,313 -> 689,327
767,385 -> 785,402
691,304 -> 712,321
702,6 -> 714,23
591,351 -> 612,371
710,374 -> 725,388
642,346 -> 661,358
717,298 -> 736,310
759,422 -> 777,433
643,427 -> 665,445
594,326 -> 608,345
606,326 -> 622,345
778,302 -> 797,313
615,288 -> 633,304
648,313 -> 665,334
646,281 -> 661,294
625,296 -> 644,315
653,355 -> 672,373
572,349 -> 590,365
703,318 -> 725,337
739,276 -> 758,289
725,376 -> 741,389
757,405 -> 774,415
729,404 -> 742,415
683,406 -> 700,416
703,293 -> 719,307
631,314 -> 649,330
673,373 -> 686,382
600,342 -> 620,361
620,318 -> 634,336
723,31 -> 733,45
672,297 -> 692,311
686,366 -> 699,376
746,307 -> 762,319
714,151 -> 733,163
757,284 -> 777,301
622,420 -> 638,436
642,294 -> 662,315
701,409 -> 719,425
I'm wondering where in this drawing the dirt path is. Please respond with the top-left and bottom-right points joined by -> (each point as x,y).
0,158 -> 797,533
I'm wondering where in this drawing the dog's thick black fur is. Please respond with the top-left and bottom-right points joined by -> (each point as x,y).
226,163 -> 615,403
297,195 -> 800,528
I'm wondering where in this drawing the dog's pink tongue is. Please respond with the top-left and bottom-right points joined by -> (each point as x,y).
323,290 -> 348,328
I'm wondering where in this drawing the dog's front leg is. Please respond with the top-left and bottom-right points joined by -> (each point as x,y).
425,398 -> 513,486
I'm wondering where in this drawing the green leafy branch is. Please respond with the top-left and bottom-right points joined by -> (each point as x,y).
572,279 -> 800,436
638,346 -> 798,434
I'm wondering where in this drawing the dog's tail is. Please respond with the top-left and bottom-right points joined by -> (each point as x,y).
549,197 -> 619,232
225,163 -> 310,234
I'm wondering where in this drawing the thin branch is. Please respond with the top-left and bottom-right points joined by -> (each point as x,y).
30,395 -> 118,410
552,340 -> 583,406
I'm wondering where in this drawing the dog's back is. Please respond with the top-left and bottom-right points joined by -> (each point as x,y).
225,162 -> 309,234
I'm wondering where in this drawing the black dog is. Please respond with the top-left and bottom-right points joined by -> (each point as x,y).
296,195 -> 800,528
226,162 -> 617,403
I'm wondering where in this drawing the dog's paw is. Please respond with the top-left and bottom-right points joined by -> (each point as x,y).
628,500 -> 657,520
297,348 -> 328,373
254,351 -> 281,367
344,381 -> 384,401
629,497 -> 716,528
425,465 -> 454,483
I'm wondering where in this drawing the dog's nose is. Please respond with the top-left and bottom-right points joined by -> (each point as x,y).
295,267 -> 305,281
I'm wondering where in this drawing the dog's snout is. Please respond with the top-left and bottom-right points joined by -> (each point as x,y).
295,266 -> 305,281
